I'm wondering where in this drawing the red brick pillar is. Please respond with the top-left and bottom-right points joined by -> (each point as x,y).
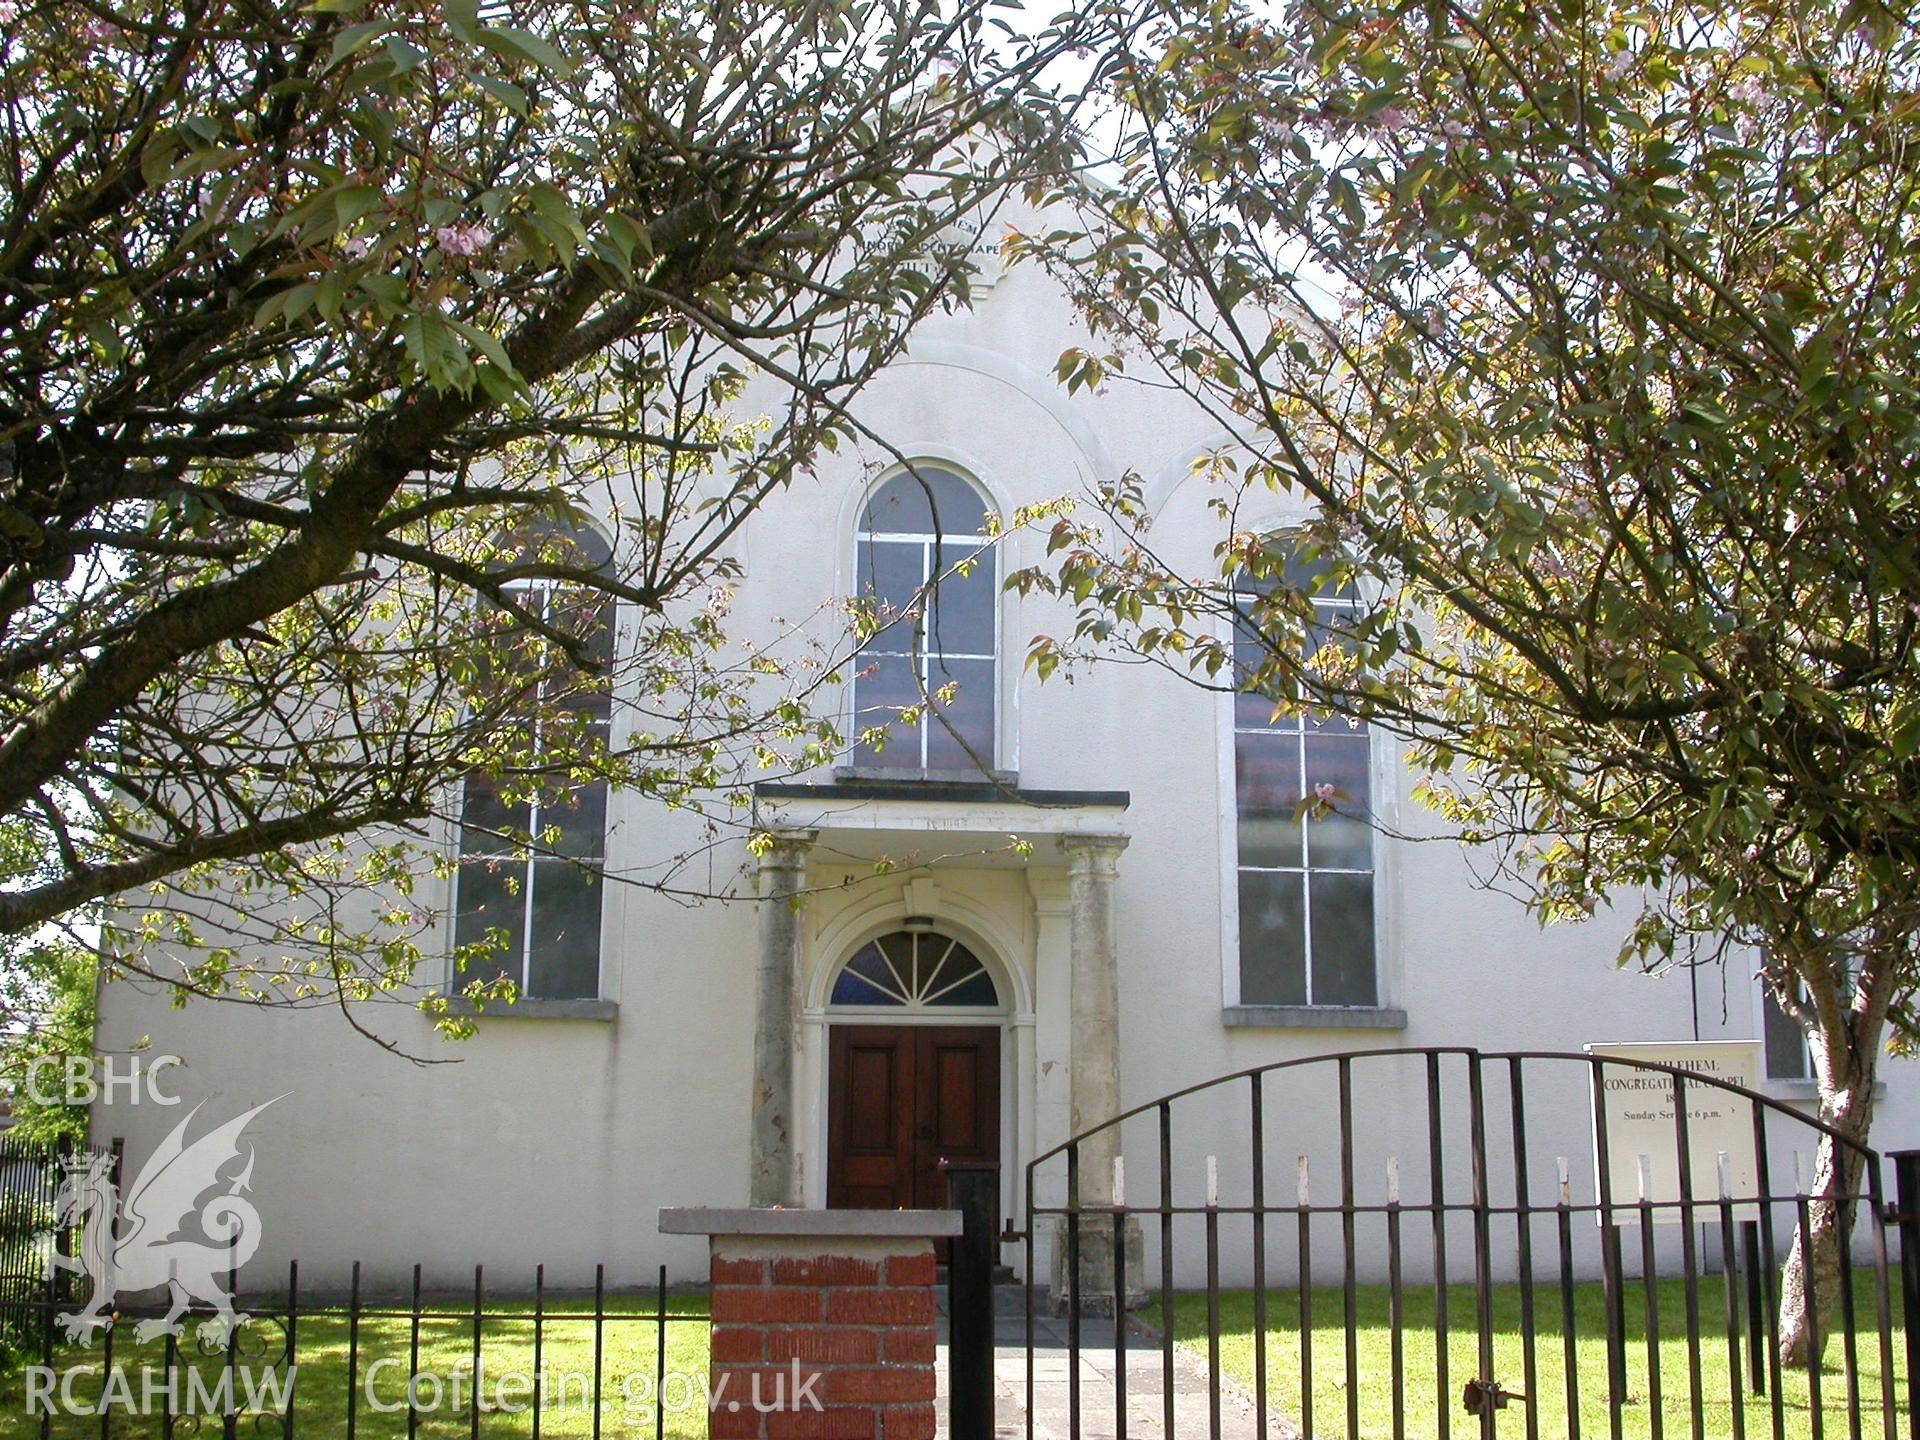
660,1208 -> 962,1440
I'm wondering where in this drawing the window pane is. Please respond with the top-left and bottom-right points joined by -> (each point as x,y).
861,468 -> 988,536
526,861 -> 601,1000
452,858 -> 527,989
458,775 -> 527,856
920,942 -> 998,1006
1301,607 -> 1360,703
1237,689 -> 1298,733
1302,734 -> 1372,870
914,938 -> 945,994
853,654 -> 922,768
1272,543 -> 1357,602
547,586 -> 616,687
1309,872 -> 1377,1006
926,550 -> 995,657
537,781 -> 607,860
832,942 -> 907,1005
929,971 -> 1000,1007
1238,869 -> 1307,1005
1235,732 -> 1303,871
831,968 -> 898,1005
455,520 -> 611,1003
856,540 -> 926,655
507,516 -> 613,572
924,657 -> 995,770
1232,609 -> 1296,731
1308,708 -> 1366,736
1764,988 -> 1808,1079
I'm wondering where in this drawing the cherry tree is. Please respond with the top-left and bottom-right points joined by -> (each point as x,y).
1018,0 -> 1920,1359
0,0 -> 1100,1035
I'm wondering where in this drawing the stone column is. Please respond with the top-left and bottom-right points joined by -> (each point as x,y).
1056,833 -> 1141,1312
750,829 -> 815,1209
1063,833 -> 1129,1204
1026,872 -> 1074,1200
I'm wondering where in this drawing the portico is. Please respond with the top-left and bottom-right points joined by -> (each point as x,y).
743,781 -> 1131,1279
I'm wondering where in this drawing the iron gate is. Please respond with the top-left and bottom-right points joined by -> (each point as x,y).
1021,1046 -> 1917,1440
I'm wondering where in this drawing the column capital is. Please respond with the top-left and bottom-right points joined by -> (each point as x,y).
1061,832 -> 1129,878
753,827 -> 817,877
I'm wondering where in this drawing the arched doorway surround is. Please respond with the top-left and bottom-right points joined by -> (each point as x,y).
820,926 -> 1012,1224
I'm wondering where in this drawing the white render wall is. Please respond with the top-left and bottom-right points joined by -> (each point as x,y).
90,212 -> 1920,1297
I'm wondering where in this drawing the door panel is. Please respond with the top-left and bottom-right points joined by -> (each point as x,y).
828,1027 -> 915,1210
912,1027 -> 999,1206
827,1024 -> 1000,1223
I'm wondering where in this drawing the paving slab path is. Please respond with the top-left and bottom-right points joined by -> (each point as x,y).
935,1287 -> 1288,1440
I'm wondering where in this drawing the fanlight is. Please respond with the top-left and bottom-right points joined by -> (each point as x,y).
829,931 -> 1000,1009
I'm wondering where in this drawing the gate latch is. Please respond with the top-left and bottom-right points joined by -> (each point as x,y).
1462,1379 -> 1525,1416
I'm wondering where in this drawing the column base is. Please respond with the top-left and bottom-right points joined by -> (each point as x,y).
1048,1216 -> 1146,1316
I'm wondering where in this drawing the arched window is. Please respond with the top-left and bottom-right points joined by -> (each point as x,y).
829,930 -> 1002,1010
1232,542 -> 1377,1008
852,466 -> 997,773
451,521 -> 614,1001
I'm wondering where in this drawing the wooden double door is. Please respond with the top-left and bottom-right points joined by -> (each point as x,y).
827,1024 -> 1000,1219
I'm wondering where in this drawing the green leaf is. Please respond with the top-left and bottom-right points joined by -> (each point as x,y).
476,26 -> 573,76
475,76 -> 529,115
333,184 -> 385,228
1893,707 -> 1920,761
403,309 -> 471,391
383,35 -> 428,73
447,318 -> 530,399
439,0 -> 479,38
315,271 -> 347,324
327,19 -> 393,70
356,272 -> 407,314
254,282 -> 319,330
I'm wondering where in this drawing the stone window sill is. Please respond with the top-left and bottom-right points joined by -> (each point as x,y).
1763,1077 -> 1885,1102
1223,1005 -> 1408,1031
441,997 -> 617,1022
833,766 -> 1020,786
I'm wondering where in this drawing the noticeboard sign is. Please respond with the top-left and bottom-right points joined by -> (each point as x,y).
1584,1041 -> 1763,1223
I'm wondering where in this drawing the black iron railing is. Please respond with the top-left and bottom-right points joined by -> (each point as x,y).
0,1133 -> 114,1367
1024,1046 -> 1914,1440
5,1260 -> 709,1440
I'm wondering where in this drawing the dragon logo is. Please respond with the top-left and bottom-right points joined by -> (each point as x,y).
45,1098 -> 282,1345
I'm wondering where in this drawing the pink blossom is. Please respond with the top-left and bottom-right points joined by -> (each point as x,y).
1441,118 -> 1467,140
1604,51 -> 1634,81
0,3 -> 18,23
434,222 -> 495,258
1729,75 -> 1768,107
1372,107 -> 1408,133
1313,782 -> 1338,802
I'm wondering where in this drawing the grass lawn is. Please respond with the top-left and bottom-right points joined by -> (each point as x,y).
0,1296 -> 713,1440
1170,1271 -> 1907,1440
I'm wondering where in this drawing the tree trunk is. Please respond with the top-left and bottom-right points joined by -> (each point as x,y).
1775,1065 -> 1875,1368
1776,950 -> 1896,1369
